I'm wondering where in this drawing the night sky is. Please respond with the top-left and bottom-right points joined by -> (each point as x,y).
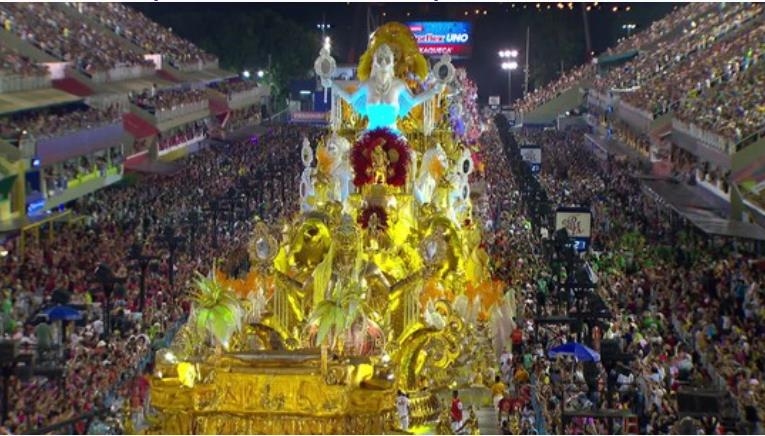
135,2 -> 678,102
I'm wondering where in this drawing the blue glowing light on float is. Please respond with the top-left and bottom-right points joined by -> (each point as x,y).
365,104 -> 401,134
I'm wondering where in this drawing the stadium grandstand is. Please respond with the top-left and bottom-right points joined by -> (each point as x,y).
508,3 -> 765,433
513,2 -> 765,226
0,3 -> 271,234
0,3 -> 276,433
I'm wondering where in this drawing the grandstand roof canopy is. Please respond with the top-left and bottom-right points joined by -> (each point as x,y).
96,75 -> 177,96
586,133 -> 649,164
596,49 -> 638,67
0,88 -> 83,115
180,68 -> 238,84
643,179 -> 765,241
158,110 -> 212,133
675,207 -> 765,241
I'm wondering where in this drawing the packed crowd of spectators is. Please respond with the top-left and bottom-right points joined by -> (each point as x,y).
490,124 -> 764,434
492,7 -> 765,420
0,44 -> 48,77
77,3 -> 217,69
209,78 -> 259,99
674,39 -> 765,144
0,123 -> 322,434
515,2 -> 764,148
157,121 -> 208,152
600,4 -> 714,56
225,106 -> 262,133
619,5 -> 764,141
130,87 -> 207,114
511,4 -> 721,115
470,120 -> 537,435
0,3 -> 155,76
42,151 -> 120,197
0,104 -> 123,143
595,3 -> 760,95
527,129 -> 701,434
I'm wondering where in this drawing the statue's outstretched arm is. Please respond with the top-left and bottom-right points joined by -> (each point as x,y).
331,80 -> 367,108
398,82 -> 444,118
401,83 -> 444,109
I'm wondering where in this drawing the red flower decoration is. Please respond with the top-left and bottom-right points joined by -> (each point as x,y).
358,205 -> 388,230
350,128 -> 410,187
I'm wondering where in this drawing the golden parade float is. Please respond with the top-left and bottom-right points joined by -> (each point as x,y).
147,22 -> 515,435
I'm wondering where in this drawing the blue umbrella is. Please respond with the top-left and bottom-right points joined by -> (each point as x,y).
548,342 -> 601,363
42,305 -> 83,322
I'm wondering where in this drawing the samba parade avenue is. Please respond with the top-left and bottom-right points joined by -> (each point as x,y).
0,3 -> 763,435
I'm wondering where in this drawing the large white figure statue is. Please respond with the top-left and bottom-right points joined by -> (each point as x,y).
414,144 -> 448,205
320,44 -> 445,134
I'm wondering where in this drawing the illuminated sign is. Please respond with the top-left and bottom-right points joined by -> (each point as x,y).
26,199 -> 47,217
520,145 -> 542,174
407,21 -> 473,58
572,239 -> 588,251
555,207 -> 592,253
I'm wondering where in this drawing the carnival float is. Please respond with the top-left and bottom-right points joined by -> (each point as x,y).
147,22 -> 515,435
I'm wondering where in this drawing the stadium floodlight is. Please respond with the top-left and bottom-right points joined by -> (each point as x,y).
501,61 -> 518,70
622,23 -> 637,36
500,58 -> 518,107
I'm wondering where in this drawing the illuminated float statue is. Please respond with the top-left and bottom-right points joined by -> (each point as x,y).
320,43 -> 444,134
147,22 -> 513,435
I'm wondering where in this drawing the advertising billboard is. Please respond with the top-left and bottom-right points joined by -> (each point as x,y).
407,21 -> 473,58
520,145 -> 542,174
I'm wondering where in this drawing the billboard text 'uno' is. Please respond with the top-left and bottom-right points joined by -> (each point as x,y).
407,22 -> 473,58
